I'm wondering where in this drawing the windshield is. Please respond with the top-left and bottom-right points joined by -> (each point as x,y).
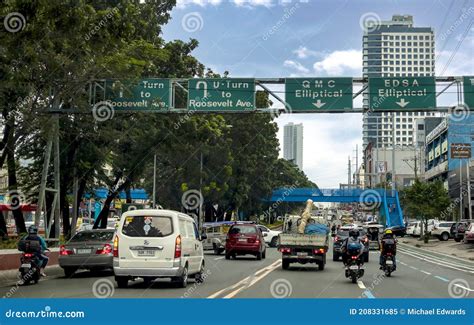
229,225 -> 257,235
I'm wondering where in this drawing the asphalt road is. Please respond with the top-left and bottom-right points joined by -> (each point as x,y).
1,242 -> 473,299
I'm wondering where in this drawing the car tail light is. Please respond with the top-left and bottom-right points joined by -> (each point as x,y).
24,253 -> 33,258
60,245 -> 74,256
174,235 -> 182,258
113,236 -> 119,257
96,244 -> 112,255
313,248 -> 325,254
279,247 -> 291,254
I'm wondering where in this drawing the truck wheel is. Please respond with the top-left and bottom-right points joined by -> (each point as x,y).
318,262 -> 325,271
332,252 -> 339,261
270,237 -> 278,247
213,245 -> 221,255
454,237 -> 461,242
282,260 -> 290,270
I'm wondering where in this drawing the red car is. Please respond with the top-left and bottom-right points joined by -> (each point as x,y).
225,223 -> 266,260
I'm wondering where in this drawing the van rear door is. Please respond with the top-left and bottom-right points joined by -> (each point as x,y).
118,214 -> 176,269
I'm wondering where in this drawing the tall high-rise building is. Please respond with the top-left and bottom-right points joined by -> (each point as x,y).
283,122 -> 303,170
362,14 -> 437,150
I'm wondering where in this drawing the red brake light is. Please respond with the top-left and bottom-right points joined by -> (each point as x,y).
174,235 -> 182,258
60,245 -> 74,256
97,243 -> 112,255
24,253 -> 33,258
313,248 -> 325,254
351,255 -> 357,260
113,236 -> 119,257
279,247 -> 291,254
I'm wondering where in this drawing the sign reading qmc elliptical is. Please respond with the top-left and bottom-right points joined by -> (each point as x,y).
463,76 -> 474,109
285,78 -> 353,111
105,79 -> 171,110
369,77 -> 436,110
188,78 -> 255,111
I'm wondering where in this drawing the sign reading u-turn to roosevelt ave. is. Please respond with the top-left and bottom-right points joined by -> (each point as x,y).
369,77 -> 436,110
463,76 -> 474,109
105,79 -> 172,110
188,78 -> 255,111
285,78 -> 353,111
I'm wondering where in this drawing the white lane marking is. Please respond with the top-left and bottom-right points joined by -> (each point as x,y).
214,257 -> 225,260
420,270 -> 431,275
409,266 -> 418,270
398,246 -> 474,269
223,260 -> 281,299
454,284 -> 474,292
207,260 -> 280,299
434,275 -> 449,282
400,261 -> 407,266
398,248 -> 474,274
398,243 -> 474,264
357,280 -> 366,289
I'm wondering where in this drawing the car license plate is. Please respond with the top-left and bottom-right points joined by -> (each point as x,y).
238,238 -> 247,242
137,250 -> 155,256
21,264 -> 31,268
297,252 -> 308,257
349,265 -> 359,270
77,249 -> 91,254
386,260 -> 393,265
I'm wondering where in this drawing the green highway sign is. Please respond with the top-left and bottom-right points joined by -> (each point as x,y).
285,78 -> 353,111
188,78 -> 255,111
368,77 -> 436,110
105,79 -> 172,110
463,76 -> 474,109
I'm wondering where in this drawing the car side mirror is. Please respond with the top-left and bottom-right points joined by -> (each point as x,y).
263,233 -> 268,237
200,233 -> 208,240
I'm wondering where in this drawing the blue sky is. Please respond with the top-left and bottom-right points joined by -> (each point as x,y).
162,0 -> 474,187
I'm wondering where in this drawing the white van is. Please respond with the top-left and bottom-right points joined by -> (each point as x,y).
113,209 -> 206,288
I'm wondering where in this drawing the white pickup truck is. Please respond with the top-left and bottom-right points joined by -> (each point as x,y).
278,215 -> 329,270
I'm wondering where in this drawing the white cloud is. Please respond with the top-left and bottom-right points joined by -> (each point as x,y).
177,0 -> 222,8
283,60 -> 309,74
232,0 -> 274,7
313,49 -> 362,76
293,46 -> 321,59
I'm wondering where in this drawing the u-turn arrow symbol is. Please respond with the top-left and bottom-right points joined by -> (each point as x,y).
196,81 -> 208,98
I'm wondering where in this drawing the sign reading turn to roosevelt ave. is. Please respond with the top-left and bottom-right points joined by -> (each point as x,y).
463,76 -> 474,109
285,78 -> 353,111
368,77 -> 436,110
105,79 -> 172,110
188,78 -> 256,111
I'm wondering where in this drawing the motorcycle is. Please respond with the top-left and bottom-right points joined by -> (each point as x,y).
19,252 -> 41,285
381,252 -> 395,277
345,254 -> 365,283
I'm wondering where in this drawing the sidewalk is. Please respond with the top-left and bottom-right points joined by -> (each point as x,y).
400,236 -> 474,261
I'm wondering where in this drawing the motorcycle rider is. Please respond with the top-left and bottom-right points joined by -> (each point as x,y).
341,228 -> 364,266
22,225 -> 49,276
379,229 -> 397,270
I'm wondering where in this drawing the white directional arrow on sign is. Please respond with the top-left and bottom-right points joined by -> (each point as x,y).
313,99 -> 326,109
396,98 -> 409,108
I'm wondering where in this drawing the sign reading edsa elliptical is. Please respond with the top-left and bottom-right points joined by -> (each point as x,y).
285,78 -> 353,111
463,76 -> 474,109
369,77 -> 436,110
106,79 -> 172,110
188,78 -> 255,111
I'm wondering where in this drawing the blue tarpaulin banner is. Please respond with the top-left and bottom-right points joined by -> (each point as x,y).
0,299 -> 472,324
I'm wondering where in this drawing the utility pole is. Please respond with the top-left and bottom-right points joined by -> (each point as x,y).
460,164 -> 463,220
355,144 -> 359,187
199,151 -> 203,231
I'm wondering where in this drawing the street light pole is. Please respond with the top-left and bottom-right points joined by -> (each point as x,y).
199,151 -> 203,232
467,160 -> 472,220
391,114 -> 396,193
152,154 -> 156,209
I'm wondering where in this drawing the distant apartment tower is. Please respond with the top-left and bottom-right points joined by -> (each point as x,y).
283,122 -> 303,170
362,14 -> 437,149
